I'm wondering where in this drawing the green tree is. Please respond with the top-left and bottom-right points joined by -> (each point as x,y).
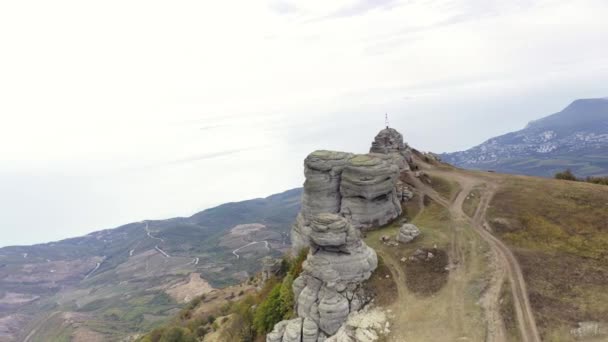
555,169 -> 577,181
253,284 -> 284,334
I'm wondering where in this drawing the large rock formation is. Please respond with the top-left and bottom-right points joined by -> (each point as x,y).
292,151 -> 402,250
301,151 -> 353,220
340,154 -> 402,230
269,214 -> 377,341
369,127 -> 412,171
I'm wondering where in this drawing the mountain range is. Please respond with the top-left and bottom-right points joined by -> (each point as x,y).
441,98 -> 608,177
0,189 -> 300,341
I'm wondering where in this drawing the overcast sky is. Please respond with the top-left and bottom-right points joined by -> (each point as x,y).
1,0 -> 608,247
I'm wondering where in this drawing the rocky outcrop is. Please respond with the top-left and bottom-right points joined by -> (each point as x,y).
396,224 -> 420,244
292,151 -> 353,250
301,151 -> 354,220
340,154 -> 402,230
369,127 -> 412,171
292,151 -> 403,250
269,214 -> 377,341
325,307 -> 389,342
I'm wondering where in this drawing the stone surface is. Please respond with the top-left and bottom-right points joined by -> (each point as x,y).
570,322 -> 608,340
340,154 -> 402,230
396,223 -> 420,244
325,307 -> 389,342
293,150 -> 404,249
369,127 -> 412,171
302,150 -> 353,220
269,214 -> 378,340
292,150 -> 353,251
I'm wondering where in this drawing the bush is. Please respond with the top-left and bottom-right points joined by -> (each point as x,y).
555,169 -> 577,181
159,327 -> 196,342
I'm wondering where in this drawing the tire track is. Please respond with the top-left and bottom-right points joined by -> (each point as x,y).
409,169 -> 541,342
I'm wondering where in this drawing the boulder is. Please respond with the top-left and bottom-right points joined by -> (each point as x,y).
340,154 -> 402,230
396,224 -> 420,244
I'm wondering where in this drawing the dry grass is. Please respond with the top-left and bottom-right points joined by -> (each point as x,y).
365,198 -> 490,342
487,175 -> 608,341
427,175 -> 460,201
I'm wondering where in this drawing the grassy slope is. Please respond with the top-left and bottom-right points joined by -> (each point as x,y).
486,174 -> 608,340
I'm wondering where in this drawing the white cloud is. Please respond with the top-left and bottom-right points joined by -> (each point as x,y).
1,0 -> 607,245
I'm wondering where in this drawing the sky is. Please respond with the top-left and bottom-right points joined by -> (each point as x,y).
1,0 -> 608,246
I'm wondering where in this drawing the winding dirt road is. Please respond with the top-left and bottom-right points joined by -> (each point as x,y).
412,168 -> 541,342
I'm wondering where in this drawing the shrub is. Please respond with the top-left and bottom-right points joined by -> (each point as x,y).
555,169 -> 577,181
159,327 -> 196,342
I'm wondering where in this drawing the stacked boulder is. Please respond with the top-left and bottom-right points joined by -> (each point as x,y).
396,223 -> 420,244
369,127 -> 413,171
268,214 -> 378,341
292,151 -> 402,250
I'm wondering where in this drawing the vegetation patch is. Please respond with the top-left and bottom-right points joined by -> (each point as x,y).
363,256 -> 397,307
136,249 -> 308,342
488,175 -> 608,339
428,175 -> 460,201
499,279 -> 519,342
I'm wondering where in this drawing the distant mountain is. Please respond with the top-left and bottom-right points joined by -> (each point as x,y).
0,188 -> 301,341
441,98 -> 608,177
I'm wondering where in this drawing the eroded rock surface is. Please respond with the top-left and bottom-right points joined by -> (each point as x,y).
268,214 -> 377,341
340,154 -> 402,230
325,307 -> 389,342
369,127 -> 412,171
293,151 -> 403,250
396,224 -> 420,244
292,151 -> 353,250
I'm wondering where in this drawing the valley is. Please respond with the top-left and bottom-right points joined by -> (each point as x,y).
0,189 -> 301,341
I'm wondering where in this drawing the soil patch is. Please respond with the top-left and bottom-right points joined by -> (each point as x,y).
403,248 -> 449,295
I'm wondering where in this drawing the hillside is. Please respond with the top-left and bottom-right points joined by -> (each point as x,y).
0,189 -> 301,341
441,98 -> 608,177
138,147 -> 608,341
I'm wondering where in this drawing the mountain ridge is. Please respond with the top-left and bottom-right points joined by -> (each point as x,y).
441,97 -> 608,177
0,188 -> 302,341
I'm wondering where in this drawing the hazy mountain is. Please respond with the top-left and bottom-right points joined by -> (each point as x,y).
0,188 -> 301,341
441,98 -> 608,177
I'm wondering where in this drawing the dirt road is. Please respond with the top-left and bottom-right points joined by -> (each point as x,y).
416,168 -> 541,342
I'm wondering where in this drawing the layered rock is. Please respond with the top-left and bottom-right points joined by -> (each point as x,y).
301,151 -> 353,220
369,127 -> 412,171
293,151 -> 403,250
268,214 -> 377,341
396,223 -> 420,244
340,154 -> 402,230
292,151 -> 353,250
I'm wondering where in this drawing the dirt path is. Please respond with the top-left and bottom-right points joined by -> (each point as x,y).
419,168 -> 541,342
232,241 -> 270,259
